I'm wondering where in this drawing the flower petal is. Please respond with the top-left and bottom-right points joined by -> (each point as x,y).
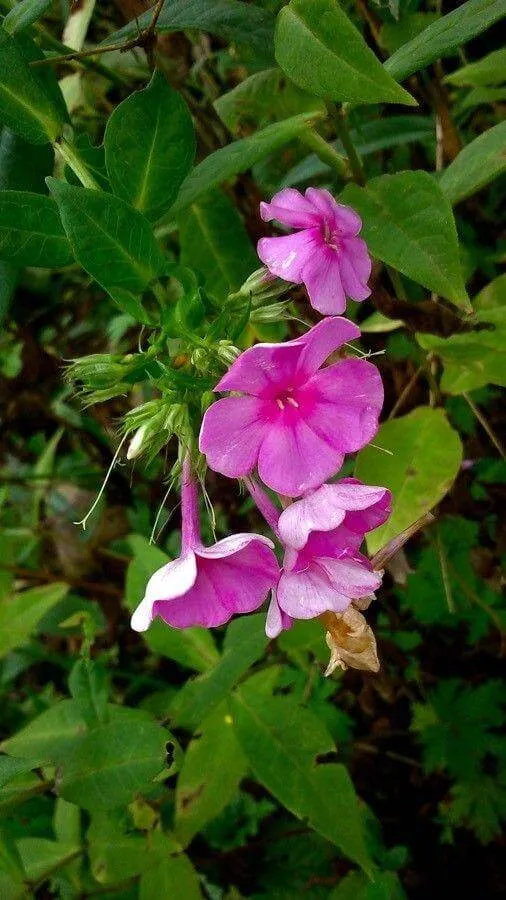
215,340 -> 304,397
277,564 -> 351,619
301,246 -> 347,314
306,188 -> 362,235
200,395 -> 266,478
278,485 -> 348,550
266,590 -> 293,638
341,236 -> 372,282
319,556 -> 382,598
131,552 -> 198,632
197,532 -> 275,558
257,414 -> 345,497
257,228 -> 321,283
260,188 -> 321,228
295,316 -> 360,381
306,358 -> 383,452
338,239 -> 371,302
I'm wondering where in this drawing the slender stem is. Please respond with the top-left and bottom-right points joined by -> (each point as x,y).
55,139 -> 100,191
386,266 -> 408,302
325,102 -> 366,185
35,26 -> 127,86
244,477 -> 281,537
299,129 -> 349,180
435,530 -> 455,613
388,364 -> 424,419
371,512 -> 435,571
181,455 -> 201,551
463,392 -> 505,459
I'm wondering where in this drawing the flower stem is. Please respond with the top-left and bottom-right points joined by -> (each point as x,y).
55,138 -> 100,191
463,392 -> 505,459
300,129 -> 349,180
181,455 -> 201,551
325,102 -> 366,186
244,477 -> 281,537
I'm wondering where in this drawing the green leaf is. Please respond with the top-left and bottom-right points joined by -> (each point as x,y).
1,700 -> 85,762
0,582 -> 69,658
179,190 -> 257,299
163,112 -> 321,219
104,71 -> 195,221
417,274 -> 506,393
0,756 -> 41,789
101,0 -> 275,63
59,712 -> 169,810
0,27 -> 64,144
0,127 -> 54,192
139,837 -> 203,900
275,0 -> 415,106
231,670 -> 372,872
126,535 -> 219,673
342,171 -> 470,308
15,838 -> 80,883
0,191 -> 72,267
445,47 -> 506,87
3,0 -> 54,35
88,811 -> 148,884
439,121 -> 506,205
214,67 -> 322,133
169,615 -> 267,730
330,871 -> 407,900
379,12 -> 440,55
47,179 -> 166,311
68,659 -> 109,728
385,0 -> 506,83
355,407 -> 463,554
175,702 -> 247,846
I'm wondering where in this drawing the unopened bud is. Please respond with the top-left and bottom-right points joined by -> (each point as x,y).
216,341 -> 240,366
250,301 -> 291,324
127,423 -> 148,460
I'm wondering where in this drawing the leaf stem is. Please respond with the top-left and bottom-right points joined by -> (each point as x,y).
463,392 -> 505,459
299,129 -> 349,180
325,102 -> 366,185
55,139 -> 100,191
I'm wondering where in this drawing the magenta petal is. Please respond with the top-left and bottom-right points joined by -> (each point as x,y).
305,188 -> 362,235
257,228 -> 321,283
215,340 -> 303,397
131,552 -> 198,632
199,395 -> 266,478
301,247 -> 347,314
278,486 -> 348,550
277,565 -> 351,619
260,188 -> 321,228
197,532 -> 275,558
307,359 -> 383,452
319,557 -> 382,598
266,590 -> 293,638
295,316 -> 360,381
338,243 -> 371,302
341,236 -> 371,281
257,416 -> 344,497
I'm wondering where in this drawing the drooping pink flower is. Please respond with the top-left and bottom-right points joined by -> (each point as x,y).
199,317 -> 383,498
257,188 -> 372,315
263,478 -> 391,638
130,457 -> 279,631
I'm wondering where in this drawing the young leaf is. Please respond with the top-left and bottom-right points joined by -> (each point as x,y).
0,27 -> 64,144
445,47 -> 506,87
104,72 -> 195,221
139,838 -> 203,900
1,701 -> 85,763
439,121 -> 506,205
47,179 -> 166,305
164,112 -> 322,218
59,713 -> 169,810
385,0 -> 506,83
0,582 -> 69,658
231,670 -> 372,873
0,191 -> 72,267
342,171 -> 470,309
179,190 -> 258,299
3,0 -> 54,35
175,701 -> 248,846
275,0 -> 415,106
355,407 -> 463,554
68,659 -> 109,729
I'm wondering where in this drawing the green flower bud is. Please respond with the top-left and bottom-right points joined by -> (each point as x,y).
250,301 -> 291,324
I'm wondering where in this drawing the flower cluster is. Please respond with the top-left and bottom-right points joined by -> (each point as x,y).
131,188 -> 392,674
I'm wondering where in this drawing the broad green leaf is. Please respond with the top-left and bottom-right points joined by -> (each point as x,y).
1,700 -> 85,762
54,798 -> 81,845
214,67 -> 322,133
88,812 -> 148,884
3,0 -> 54,35
0,191 -> 72,267
282,115 -> 434,186
342,171 -> 470,309
330,870 -> 407,900
0,27 -> 64,144
68,658 -> 109,728
15,839 -> 79,883
0,128 -> 54,192
101,0 -> 275,63
275,0 -> 415,106
355,407 -> 463,554
47,179 -> 166,312
175,702 -> 247,846
139,837 -> 202,900
0,582 -> 69,657
180,190 -> 258,299
380,12 -> 440,55
0,756 -> 41,789
231,670 -> 372,872
385,0 -> 506,83
104,71 -> 195,221
445,47 -> 506,87
59,712 -> 169,810
126,535 -> 219,673
163,112 -> 321,219
169,614 -> 267,730
439,121 -> 506,205
417,274 -> 506,394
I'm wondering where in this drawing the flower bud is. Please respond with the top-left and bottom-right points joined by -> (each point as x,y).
250,301 -> 291,323
127,423 -> 148,460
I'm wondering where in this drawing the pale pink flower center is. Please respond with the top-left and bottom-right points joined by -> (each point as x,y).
275,386 -> 300,411
322,221 -> 341,252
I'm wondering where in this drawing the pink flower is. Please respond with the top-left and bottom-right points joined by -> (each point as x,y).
257,188 -> 372,315
264,478 -> 391,638
199,317 -> 383,498
130,458 -> 279,631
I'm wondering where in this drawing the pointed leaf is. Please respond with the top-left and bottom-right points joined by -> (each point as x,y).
439,121 -> 506,205
0,191 -> 72,267
445,47 -> 506,87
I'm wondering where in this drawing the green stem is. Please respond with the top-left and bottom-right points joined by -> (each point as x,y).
325,101 -> 366,185
463,392 -> 505,459
35,26 -> 127,86
386,265 -> 408,301
299,128 -> 349,180
55,138 -> 100,191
